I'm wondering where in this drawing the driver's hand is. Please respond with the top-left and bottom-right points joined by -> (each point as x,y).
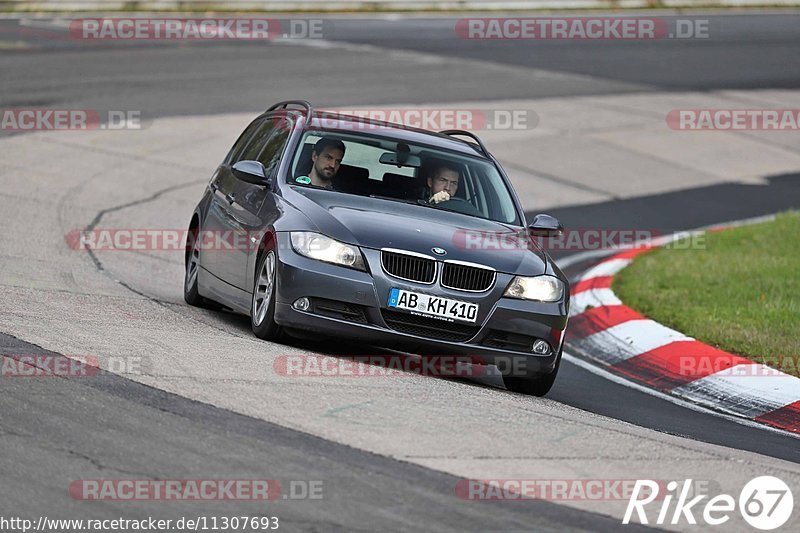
430,191 -> 451,204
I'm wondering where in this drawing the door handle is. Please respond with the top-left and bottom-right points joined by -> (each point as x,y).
225,193 -> 236,204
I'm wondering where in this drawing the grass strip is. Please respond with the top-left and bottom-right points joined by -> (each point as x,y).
613,211 -> 800,377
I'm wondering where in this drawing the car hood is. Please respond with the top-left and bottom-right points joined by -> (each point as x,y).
286,188 -> 549,276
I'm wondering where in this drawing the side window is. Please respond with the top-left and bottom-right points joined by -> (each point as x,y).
256,119 -> 291,176
239,119 -> 278,162
226,118 -> 263,164
464,166 -> 488,218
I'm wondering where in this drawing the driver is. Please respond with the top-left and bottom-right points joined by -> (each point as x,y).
426,162 -> 460,204
296,137 -> 346,189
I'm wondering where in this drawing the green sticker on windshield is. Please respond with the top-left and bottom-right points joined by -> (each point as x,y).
296,176 -> 311,185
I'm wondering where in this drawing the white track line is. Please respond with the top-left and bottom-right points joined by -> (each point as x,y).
577,320 -> 692,365
579,257 -> 632,279
673,367 -> 800,418
570,288 -> 622,316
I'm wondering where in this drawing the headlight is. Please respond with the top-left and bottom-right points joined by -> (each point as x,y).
504,275 -> 563,302
290,232 -> 366,271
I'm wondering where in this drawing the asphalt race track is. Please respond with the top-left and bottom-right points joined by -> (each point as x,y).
1,12 -> 799,531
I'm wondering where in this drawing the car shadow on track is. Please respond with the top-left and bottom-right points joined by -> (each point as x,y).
206,307 -> 511,391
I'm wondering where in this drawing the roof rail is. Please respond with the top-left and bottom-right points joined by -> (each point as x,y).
438,129 -> 489,157
266,100 -> 313,124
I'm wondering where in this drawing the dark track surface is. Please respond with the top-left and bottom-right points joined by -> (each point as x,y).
2,333 -> 653,532
324,14 -> 800,91
2,14 -> 799,117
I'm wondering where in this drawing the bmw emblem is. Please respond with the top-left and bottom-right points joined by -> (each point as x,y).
432,247 -> 447,256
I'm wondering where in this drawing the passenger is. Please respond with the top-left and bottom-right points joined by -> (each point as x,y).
296,137 -> 346,189
426,162 -> 460,204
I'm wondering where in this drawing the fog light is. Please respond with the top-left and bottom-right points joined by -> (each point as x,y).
292,297 -> 310,311
532,340 -> 551,355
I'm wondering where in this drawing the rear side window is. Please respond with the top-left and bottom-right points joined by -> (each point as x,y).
240,119 -> 278,162
226,118 -> 263,164
256,119 -> 291,176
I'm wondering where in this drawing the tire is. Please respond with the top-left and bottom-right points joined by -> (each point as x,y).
251,248 -> 283,341
184,226 -> 220,309
502,348 -> 562,397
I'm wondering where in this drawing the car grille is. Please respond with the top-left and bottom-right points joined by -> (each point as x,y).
482,330 -> 536,352
441,262 -> 496,292
381,250 -> 435,284
381,310 -> 479,342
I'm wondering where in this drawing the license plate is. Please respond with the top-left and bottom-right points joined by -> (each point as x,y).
388,288 -> 479,324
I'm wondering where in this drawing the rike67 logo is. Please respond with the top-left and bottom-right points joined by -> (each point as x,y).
624,476 -> 794,529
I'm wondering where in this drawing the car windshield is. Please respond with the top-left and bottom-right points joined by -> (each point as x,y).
288,130 -> 521,225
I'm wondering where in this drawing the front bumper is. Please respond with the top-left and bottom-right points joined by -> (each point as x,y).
272,233 -> 568,376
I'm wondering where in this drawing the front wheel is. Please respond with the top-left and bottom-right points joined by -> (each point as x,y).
184,227 -> 219,309
251,249 -> 283,341
502,349 -> 561,396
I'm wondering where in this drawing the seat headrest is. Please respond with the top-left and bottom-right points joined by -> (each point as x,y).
294,143 -> 315,177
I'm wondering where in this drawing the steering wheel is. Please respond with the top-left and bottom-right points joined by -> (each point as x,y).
437,196 -> 481,216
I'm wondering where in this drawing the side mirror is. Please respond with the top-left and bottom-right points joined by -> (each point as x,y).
232,160 -> 270,186
528,214 -> 564,237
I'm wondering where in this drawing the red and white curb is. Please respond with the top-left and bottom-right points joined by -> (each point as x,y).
565,230 -> 800,435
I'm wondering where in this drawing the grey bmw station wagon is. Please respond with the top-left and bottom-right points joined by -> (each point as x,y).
185,101 -> 570,395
